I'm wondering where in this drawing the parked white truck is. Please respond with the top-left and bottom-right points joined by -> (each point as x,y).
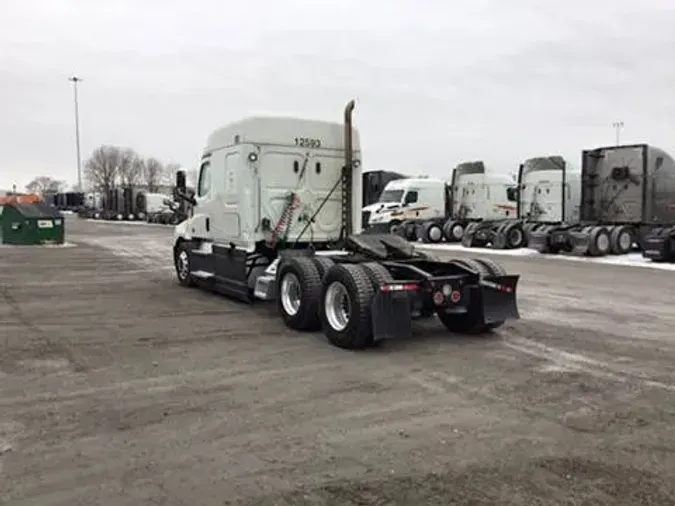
371,162 -> 519,244
366,177 -> 449,234
459,155 -> 583,249
170,101 -> 521,349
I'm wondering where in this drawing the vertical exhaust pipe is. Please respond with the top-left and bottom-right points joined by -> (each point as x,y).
344,99 -> 355,170
342,99 -> 356,238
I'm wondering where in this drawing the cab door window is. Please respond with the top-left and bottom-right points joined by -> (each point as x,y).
197,160 -> 212,197
403,190 -> 418,205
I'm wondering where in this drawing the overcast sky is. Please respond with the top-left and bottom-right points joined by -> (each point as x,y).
2,0 -> 675,190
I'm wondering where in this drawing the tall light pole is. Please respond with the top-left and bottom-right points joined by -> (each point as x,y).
68,76 -> 83,191
612,121 -> 624,146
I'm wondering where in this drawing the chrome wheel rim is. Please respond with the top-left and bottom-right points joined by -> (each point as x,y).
325,281 -> 351,331
619,231 -> 632,251
597,232 -> 610,253
281,273 -> 302,316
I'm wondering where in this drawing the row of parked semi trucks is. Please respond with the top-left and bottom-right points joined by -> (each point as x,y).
48,188 -> 192,224
361,143 -> 675,262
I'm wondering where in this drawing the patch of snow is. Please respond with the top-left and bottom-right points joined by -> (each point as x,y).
417,243 -> 675,271
85,219 -> 171,228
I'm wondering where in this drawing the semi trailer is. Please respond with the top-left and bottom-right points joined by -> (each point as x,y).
460,156 -> 582,249
528,144 -> 675,258
48,191 -> 85,212
171,100 -> 521,349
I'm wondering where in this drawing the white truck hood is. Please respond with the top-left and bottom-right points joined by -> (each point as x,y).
363,202 -> 401,214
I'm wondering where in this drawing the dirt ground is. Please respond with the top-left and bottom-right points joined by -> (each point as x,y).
1,216 -> 675,506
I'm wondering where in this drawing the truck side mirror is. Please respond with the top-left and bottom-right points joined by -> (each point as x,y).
176,170 -> 186,191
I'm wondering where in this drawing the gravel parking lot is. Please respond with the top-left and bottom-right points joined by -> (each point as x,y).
2,216 -> 675,505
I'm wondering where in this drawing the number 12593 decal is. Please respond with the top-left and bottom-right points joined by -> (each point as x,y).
294,137 -> 322,148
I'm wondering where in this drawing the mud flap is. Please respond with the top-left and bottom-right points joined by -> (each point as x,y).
527,231 -> 550,253
568,231 -> 591,256
491,226 -> 507,249
642,229 -> 675,262
460,223 -> 477,247
371,290 -> 412,342
479,275 -> 520,324
461,222 -> 491,248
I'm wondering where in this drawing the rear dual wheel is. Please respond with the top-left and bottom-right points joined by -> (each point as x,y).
277,258 -> 391,350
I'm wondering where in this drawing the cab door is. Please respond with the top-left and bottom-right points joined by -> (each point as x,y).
192,157 -> 215,240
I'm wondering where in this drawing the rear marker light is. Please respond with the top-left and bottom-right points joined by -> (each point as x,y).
433,291 -> 445,305
481,280 -> 513,293
450,290 -> 461,303
380,283 -> 419,292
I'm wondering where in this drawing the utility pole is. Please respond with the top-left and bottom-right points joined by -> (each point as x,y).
68,76 -> 83,191
612,121 -> 624,146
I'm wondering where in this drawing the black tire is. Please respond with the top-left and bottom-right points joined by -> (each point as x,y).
443,220 -> 464,242
473,257 -> 507,277
503,222 -> 526,249
319,264 -> 375,350
587,226 -> 611,257
388,220 -> 402,234
174,241 -> 196,287
312,256 -> 335,278
452,257 -> 491,277
277,257 -> 322,331
361,262 -> 394,289
403,221 -> 417,241
422,221 -> 444,243
394,220 -> 409,237
609,225 -> 633,255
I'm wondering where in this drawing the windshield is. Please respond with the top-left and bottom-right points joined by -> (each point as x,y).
378,189 -> 404,203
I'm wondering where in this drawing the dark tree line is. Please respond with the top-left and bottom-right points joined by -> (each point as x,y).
84,145 -> 181,193
25,145 -> 181,195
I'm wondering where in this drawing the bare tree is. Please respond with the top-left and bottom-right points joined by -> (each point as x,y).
25,176 -> 65,194
143,158 -> 165,192
117,148 -> 141,187
84,145 -> 122,193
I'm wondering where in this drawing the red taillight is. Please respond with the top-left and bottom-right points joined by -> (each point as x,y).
380,283 -> 419,292
433,291 -> 445,305
450,290 -> 461,303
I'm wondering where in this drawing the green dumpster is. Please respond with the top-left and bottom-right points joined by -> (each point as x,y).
0,202 -> 65,245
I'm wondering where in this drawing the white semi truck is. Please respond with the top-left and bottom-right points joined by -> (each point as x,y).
372,162 -> 520,245
529,144 -> 675,258
459,155 -> 582,249
171,101 -> 521,349
368,169 -> 520,243
366,177 -> 449,233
